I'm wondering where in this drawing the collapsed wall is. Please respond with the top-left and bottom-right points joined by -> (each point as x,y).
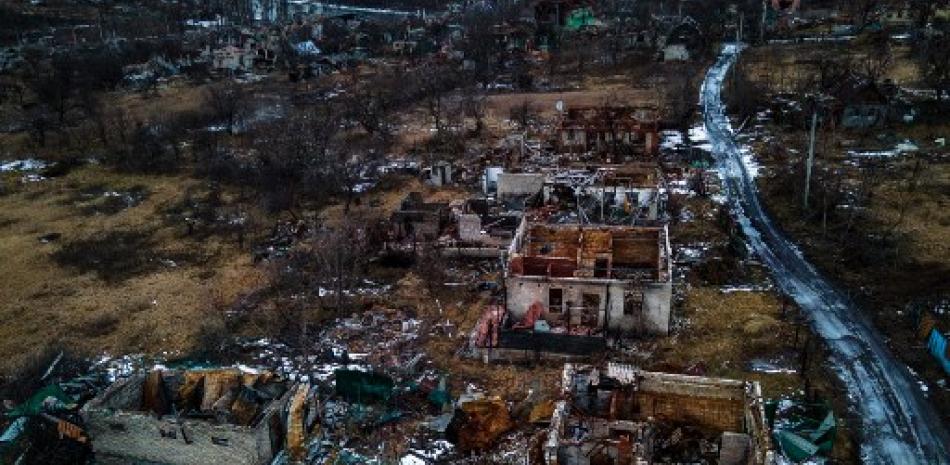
545,364 -> 774,465
81,370 -> 292,465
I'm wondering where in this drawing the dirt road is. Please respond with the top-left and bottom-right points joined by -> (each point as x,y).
702,43 -> 950,465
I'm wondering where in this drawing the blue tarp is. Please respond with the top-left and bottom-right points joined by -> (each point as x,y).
926,329 -> 950,375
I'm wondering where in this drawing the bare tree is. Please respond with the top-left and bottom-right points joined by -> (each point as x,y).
207,82 -> 248,134
862,31 -> 893,80
914,20 -> 950,97
850,0 -> 882,30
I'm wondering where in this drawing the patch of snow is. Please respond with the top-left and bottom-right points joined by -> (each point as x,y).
660,130 -> 684,150
688,124 -> 713,151
294,40 -> 321,55
1,158 -> 46,172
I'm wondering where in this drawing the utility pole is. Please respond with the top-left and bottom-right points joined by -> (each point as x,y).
804,110 -> 818,210
760,0 -> 768,43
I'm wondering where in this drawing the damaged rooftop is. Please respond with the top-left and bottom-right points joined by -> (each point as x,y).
510,223 -> 671,282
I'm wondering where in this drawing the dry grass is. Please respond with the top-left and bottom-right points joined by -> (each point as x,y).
870,161 -> 950,264
483,87 -> 661,121
0,165 -> 265,375
651,287 -> 801,394
110,79 -> 211,124
740,42 -> 924,91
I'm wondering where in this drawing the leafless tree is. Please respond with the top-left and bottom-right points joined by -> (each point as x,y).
510,99 -> 534,128
850,0 -> 882,30
913,20 -> 950,97
207,82 -> 248,134
862,31 -> 893,80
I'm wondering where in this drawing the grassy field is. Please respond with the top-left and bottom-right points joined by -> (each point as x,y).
0,165 -> 266,375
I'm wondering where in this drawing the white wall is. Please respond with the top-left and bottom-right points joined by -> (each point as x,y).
506,276 -> 671,336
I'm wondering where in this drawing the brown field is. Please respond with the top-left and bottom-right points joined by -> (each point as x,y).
0,165 -> 265,374
740,41 -> 925,92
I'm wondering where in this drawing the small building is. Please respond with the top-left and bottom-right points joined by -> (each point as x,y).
483,166 -> 505,194
534,0 -> 590,28
211,45 -> 258,74
556,106 -> 659,157
81,369 -> 294,465
391,40 -> 418,54
454,198 -> 523,250
830,74 -> 893,129
880,3 -> 915,30
492,22 -> 533,52
389,192 -> 449,242
544,363 -> 775,465
424,161 -> 453,187
505,222 -> 672,338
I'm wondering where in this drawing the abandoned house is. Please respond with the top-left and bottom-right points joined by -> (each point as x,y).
830,74 -> 894,129
81,369 -> 294,465
556,106 -> 659,158
468,222 -> 672,361
505,222 -> 672,336
544,363 -> 775,465
456,198 -> 523,245
389,192 -> 449,242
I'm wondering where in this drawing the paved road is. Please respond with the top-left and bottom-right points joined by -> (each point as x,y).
702,44 -> 950,465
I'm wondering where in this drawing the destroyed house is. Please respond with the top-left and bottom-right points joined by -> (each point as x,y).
81,369 -> 293,465
557,106 -> 659,157
506,223 -> 671,336
542,163 -> 665,222
457,198 -> 523,247
390,192 -> 449,242
545,363 -> 775,465
467,222 -> 672,362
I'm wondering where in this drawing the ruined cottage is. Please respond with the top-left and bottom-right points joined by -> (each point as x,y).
556,106 -> 659,158
389,192 -> 449,242
545,363 -> 775,465
506,222 -> 672,337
